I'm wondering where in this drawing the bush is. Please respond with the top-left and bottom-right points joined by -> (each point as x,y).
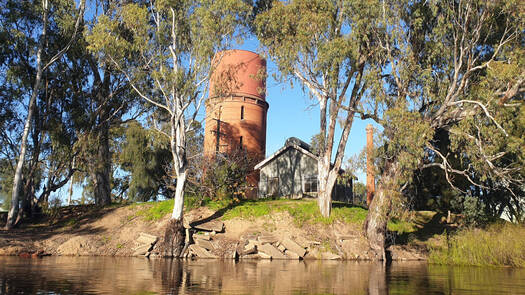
451,194 -> 488,227
201,150 -> 259,201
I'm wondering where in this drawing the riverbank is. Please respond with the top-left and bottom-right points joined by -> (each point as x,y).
0,199 -> 449,261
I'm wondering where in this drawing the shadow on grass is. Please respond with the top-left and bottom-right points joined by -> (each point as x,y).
0,204 -> 124,241
190,198 -> 368,227
189,199 -> 246,227
332,201 -> 368,210
388,212 -> 457,246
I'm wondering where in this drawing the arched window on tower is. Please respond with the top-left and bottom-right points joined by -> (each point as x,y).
240,106 -> 244,120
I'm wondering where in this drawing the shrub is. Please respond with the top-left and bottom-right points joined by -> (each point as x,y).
451,194 -> 488,227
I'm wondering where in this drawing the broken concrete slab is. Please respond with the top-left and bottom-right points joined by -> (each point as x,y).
137,234 -> 158,246
258,252 -> 272,259
258,243 -> 287,259
188,244 -> 217,258
192,220 -> 224,232
243,243 -> 257,255
133,244 -> 153,256
195,239 -> 214,251
281,238 -> 306,257
193,234 -> 211,241
242,254 -> 261,259
247,239 -> 261,246
278,244 -> 286,252
258,234 -> 278,244
284,250 -> 301,260
321,252 -> 342,260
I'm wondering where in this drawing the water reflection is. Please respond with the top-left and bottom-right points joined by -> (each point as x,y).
0,257 -> 524,294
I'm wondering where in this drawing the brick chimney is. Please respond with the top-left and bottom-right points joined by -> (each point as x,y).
366,124 -> 375,206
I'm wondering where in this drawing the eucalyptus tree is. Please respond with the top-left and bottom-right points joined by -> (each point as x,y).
117,121 -> 172,202
1,0 -> 85,229
87,0 -> 250,255
255,0 -> 384,217
359,0 -> 524,259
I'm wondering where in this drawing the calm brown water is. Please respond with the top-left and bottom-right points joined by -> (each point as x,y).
0,257 -> 524,294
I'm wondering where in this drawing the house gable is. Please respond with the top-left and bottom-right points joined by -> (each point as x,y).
257,144 -> 318,198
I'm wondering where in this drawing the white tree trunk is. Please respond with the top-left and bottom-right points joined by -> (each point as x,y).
5,0 -> 48,230
171,170 -> 186,220
170,109 -> 187,221
317,152 -> 338,217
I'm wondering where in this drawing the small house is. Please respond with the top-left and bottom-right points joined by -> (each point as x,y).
254,137 -> 355,202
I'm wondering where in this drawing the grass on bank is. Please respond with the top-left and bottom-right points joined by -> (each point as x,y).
132,196 -> 369,226
219,198 -> 368,226
429,223 -> 525,267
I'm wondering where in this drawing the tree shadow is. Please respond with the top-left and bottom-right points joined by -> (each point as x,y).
388,212 -> 457,245
188,200 -> 246,227
332,201 -> 368,210
0,204 -> 123,242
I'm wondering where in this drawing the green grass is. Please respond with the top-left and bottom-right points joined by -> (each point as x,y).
133,196 -> 238,221
429,223 -> 525,267
134,199 -> 175,221
131,197 -> 428,236
221,199 -> 368,227
388,218 -> 417,234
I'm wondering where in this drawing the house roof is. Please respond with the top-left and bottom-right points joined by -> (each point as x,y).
254,137 -> 318,170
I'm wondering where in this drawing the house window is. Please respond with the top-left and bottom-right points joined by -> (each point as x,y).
304,176 -> 318,193
240,106 -> 244,120
268,177 -> 279,197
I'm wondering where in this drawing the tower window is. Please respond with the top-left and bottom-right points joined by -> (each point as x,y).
239,136 -> 243,149
240,106 -> 244,120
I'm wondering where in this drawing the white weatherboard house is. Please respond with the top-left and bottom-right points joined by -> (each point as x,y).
254,137 -> 355,202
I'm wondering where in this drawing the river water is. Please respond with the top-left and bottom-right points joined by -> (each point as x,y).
0,257 -> 524,294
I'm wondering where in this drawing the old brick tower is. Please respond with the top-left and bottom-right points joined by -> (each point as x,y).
203,50 -> 269,190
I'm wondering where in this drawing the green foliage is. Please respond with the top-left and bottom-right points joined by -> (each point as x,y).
201,151 -> 257,201
451,194 -> 489,227
118,121 -> 172,202
87,0 -> 251,216
87,0 -> 251,99
429,223 -> 525,267
309,133 -> 324,156
381,107 -> 434,185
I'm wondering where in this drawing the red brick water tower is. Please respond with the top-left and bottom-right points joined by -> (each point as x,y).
203,50 -> 269,189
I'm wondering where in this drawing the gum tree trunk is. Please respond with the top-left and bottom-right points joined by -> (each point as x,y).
364,162 -> 399,261
317,153 -> 339,217
92,122 -> 112,206
159,111 -> 188,257
5,1 -> 48,230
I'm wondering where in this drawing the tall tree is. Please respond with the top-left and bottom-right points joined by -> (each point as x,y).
3,0 -> 85,229
255,0 -> 383,217
118,121 -> 172,202
360,0 -> 524,259
87,0 -> 250,256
